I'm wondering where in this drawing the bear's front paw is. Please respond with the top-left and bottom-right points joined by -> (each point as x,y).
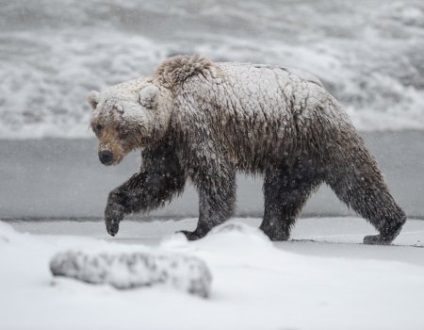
105,204 -> 125,237
106,218 -> 120,237
178,230 -> 206,241
363,234 -> 392,245
104,190 -> 128,237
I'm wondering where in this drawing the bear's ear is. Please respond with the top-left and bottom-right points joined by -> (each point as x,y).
87,91 -> 100,110
139,85 -> 159,109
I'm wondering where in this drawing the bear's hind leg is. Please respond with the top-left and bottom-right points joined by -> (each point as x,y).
260,159 -> 323,241
326,146 -> 406,245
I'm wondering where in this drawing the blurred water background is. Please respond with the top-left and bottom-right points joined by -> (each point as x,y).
0,0 -> 424,139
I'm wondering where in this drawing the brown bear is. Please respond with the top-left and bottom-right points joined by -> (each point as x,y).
87,54 -> 406,245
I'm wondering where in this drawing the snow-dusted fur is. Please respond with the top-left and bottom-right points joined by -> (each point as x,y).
88,54 -> 406,245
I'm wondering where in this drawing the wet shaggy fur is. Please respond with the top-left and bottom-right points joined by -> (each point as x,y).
88,54 -> 406,245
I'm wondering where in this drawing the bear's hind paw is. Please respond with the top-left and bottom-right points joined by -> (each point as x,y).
363,234 -> 393,245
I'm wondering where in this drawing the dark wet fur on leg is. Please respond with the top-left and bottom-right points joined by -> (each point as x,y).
325,136 -> 406,245
104,139 -> 186,236
260,158 -> 323,241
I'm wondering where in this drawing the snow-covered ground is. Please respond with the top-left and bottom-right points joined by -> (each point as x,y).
2,217 -> 424,330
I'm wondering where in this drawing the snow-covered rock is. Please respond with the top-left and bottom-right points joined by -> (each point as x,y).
50,250 -> 212,298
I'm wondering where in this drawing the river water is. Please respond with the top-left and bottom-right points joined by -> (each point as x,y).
0,0 -> 423,138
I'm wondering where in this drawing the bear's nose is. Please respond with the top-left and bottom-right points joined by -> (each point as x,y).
99,150 -> 113,165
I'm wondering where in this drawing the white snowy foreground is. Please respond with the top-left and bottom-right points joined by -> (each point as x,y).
1,217 -> 424,330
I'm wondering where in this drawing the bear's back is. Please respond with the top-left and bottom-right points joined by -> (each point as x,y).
217,62 -> 324,89
170,58 -> 346,171
212,62 -> 329,124
215,63 -> 332,167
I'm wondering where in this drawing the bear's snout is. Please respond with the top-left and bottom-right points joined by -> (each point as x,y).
99,150 -> 114,166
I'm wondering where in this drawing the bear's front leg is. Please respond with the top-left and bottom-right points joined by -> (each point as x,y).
105,168 -> 186,237
181,169 -> 236,241
103,143 -> 186,237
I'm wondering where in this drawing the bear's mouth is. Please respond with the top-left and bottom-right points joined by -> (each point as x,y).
111,155 -> 124,166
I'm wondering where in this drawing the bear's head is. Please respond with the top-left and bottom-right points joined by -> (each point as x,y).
87,80 -> 173,166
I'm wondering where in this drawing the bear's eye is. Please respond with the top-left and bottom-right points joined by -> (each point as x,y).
116,123 -> 130,138
93,123 -> 103,133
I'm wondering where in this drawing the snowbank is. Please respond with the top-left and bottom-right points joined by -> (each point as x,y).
1,219 -> 424,329
50,250 -> 212,297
